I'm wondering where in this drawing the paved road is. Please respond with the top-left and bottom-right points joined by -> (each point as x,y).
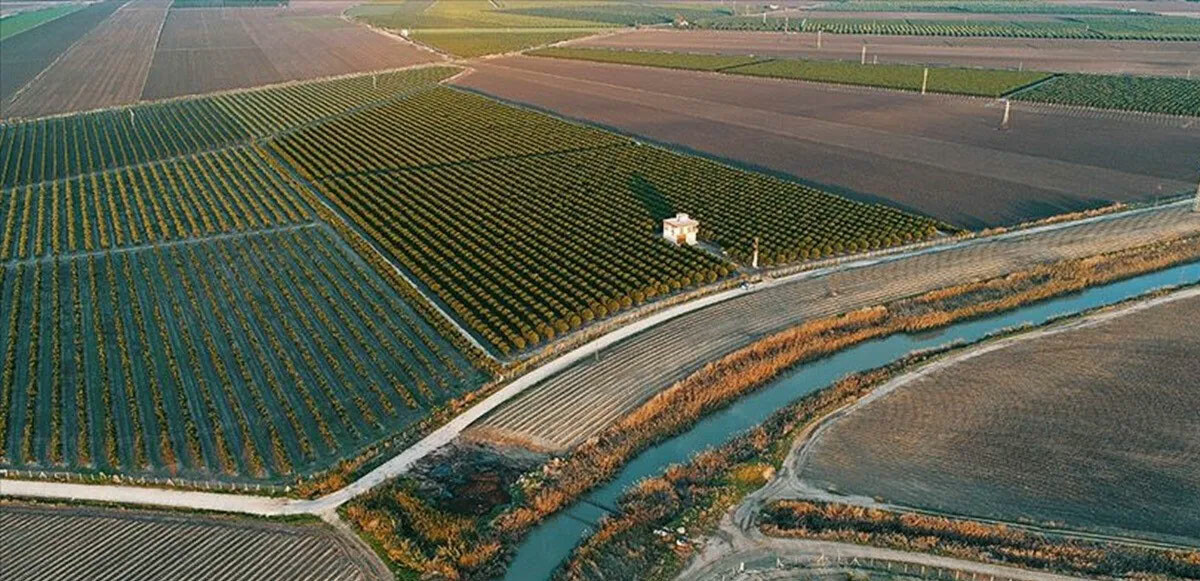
2,201 -> 1198,515
472,201 -> 1200,450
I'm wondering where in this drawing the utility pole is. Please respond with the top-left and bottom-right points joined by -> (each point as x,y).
752,237 -> 760,269
921,67 -> 929,94
817,29 -> 822,49
860,44 -> 866,65
1193,176 -> 1200,213
999,99 -> 1011,130
373,74 -> 378,89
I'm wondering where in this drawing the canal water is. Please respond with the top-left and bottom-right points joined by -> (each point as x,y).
504,261 -> 1200,581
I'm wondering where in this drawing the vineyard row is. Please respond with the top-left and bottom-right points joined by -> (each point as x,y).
0,226 -> 484,482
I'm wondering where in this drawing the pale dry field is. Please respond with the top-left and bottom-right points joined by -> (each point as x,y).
142,3 -> 439,99
4,0 -> 168,118
800,293 -> 1200,544
575,29 -> 1200,77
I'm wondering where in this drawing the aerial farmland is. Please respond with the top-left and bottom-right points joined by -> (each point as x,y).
0,1 -> 1198,580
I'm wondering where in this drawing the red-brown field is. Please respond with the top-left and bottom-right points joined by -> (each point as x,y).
454,56 -> 1199,228
3,0 -> 167,118
141,3 -> 439,100
575,29 -> 1200,77
798,291 -> 1200,545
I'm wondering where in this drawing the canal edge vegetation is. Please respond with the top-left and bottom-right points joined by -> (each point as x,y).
558,283 -> 1200,581
340,234 -> 1200,580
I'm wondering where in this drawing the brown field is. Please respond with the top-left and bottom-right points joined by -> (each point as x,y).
4,0 -> 169,118
574,29 -> 1200,77
0,0 -> 125,115
0,502 -> 390,581
799,292 -> 1200,544
141,3 -> 439,100
453,56 -> 1199,229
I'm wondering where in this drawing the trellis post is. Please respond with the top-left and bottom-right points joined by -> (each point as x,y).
922,67 -> 929,94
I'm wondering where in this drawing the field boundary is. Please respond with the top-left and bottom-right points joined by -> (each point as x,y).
259,145 -> 501,363
2,199 -> 1196,513
523,50 -> 1200,122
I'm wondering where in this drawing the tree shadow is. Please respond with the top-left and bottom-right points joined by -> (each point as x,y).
630,174 -> 673,221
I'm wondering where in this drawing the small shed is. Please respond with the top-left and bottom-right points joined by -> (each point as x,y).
663,212 -> 699,246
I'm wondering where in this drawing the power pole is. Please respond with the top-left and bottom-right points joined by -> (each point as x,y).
921,67 -> 928,95
752,237 -> 760,269
817,29 -> 822,49
999,99 -> 1011,130
1193,176 -> 1200,213
860,45 -> 866,65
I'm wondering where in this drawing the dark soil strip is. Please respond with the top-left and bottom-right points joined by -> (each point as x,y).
0,0 -> 126,114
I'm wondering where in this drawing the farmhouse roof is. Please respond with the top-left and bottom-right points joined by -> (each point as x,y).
664,212 -> 698,227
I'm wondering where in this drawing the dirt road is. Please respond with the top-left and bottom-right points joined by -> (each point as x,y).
471,202 -> 1200,450
2,202 -> 1198,515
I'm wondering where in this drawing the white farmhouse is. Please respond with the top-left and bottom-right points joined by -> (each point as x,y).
662,212 -> 699,246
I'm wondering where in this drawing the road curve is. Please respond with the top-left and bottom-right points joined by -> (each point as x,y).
2,200 -> 1198,516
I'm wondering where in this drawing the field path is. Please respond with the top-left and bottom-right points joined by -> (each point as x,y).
2,201 -> 1199,516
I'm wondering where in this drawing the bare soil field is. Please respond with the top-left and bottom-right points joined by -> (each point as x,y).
0,502 -> 390,581
141,3 -> 439,100
574,29 -> 1200,77
454,56 -> 1198,229
4,0 -> 168,118
0,0 -> 123,115
468,206 -> 1200,451
798,292 -> 1200,544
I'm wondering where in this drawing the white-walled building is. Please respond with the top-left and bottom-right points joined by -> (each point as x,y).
663,212 -> 699,246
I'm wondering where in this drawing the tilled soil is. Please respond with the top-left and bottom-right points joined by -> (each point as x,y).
454,55 -> 1199,229
800,293 -> 1200,543
575,29 -> 1200,77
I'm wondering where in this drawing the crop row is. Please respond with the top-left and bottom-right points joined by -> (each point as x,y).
696,15 -> 1200,40
0,66 -> 458,188
271,88 -> 941,355
273,87 -> 625,180
0,147 -> 312,261
532,48 -> 1048,97
0,226 -> 485,481
1013,74 -> 1200,117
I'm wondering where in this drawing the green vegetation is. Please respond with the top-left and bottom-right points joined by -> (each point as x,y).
810,2 -> 1128,14
0,4 -> 85,41
530,47 -> 762,71
1013,74 -> 1200,117
730,58 -> 1048,97
0,147 -> 310,260
271,87 -> 941,355
170,0 -> 287,7
532,48 -> 1200,114
499,3 -> 732,26
348,0 -> 605,30
530,48 -> 1048,97
0,223 -> 485,481
411,30 -> 595,58
348,0 -> 610,57
552,240 -> 1200,580
697,14 -> 1200,40
0,66 -> 457,189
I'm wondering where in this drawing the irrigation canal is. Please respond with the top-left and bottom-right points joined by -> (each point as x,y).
503,260 -> 1200,581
